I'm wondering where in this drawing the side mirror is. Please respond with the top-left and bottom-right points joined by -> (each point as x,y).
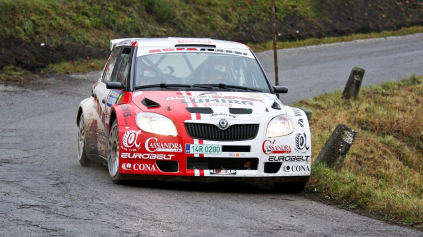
106,81 -> 124,90
273,85 -> 288,94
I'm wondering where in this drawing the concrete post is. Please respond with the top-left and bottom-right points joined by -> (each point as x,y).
342,67 -> 365,100
314,124 -> 357,170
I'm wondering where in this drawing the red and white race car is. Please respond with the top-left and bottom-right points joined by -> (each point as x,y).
76,37 -> 311,191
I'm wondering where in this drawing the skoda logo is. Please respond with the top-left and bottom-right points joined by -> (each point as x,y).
218,119 -> 229,130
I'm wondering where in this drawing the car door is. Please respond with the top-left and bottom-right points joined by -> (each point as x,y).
93,47 -> 122,158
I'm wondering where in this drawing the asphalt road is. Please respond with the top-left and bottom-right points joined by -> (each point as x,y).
1,34 -> 422,236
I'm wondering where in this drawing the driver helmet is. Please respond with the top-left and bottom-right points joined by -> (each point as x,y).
204,59 -> 229,83
137,65 -> 158,86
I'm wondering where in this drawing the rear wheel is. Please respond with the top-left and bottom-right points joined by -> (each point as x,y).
273,182 -> 307,193
108,120 -> 121,183
77,114 -> 92,167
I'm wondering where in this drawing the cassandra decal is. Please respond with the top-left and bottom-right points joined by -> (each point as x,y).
295,133 -> 310,154
282,165 -> 310,172
121,130 -> 142,152
121,153 -> 174,160
145,137 -> 182,152
262,139 -> 292,155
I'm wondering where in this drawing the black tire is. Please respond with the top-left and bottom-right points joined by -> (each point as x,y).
77,114 -> 92,167
107,120 -> 121,183
273,182 -> 307,193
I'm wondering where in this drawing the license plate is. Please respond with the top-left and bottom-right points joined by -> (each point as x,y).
185,144 -> 222,154
210,169 -> 236,175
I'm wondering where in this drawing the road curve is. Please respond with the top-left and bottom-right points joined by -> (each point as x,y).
256,33 -> 423,104
1,34 -> 422,236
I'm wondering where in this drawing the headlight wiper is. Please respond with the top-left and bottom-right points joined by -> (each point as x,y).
135,83 -> 192,90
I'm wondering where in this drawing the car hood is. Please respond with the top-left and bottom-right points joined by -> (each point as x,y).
131,91 -> 286,124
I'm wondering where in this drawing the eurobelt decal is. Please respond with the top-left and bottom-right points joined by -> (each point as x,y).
165,95 -> 264,105
107,90 -> 123,107
121,153 -> 174,160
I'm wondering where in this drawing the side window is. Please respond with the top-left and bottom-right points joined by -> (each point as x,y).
111,48 -> 132,85
102,47 -> 122,82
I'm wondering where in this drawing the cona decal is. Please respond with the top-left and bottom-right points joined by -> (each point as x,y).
295,133 -> 310,153
262,139 -> 292,155
121,130 -> 142,151
283,165 -> 310,172
268,155 -> 310,162
145,137 -> 182,152
121,153 -> 174,160
121,163 -> 156,171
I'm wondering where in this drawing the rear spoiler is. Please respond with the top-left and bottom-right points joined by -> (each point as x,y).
110,38 -> 144,51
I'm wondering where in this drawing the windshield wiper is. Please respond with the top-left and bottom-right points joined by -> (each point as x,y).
135,83 -> 191,90
193,83 -> 263,92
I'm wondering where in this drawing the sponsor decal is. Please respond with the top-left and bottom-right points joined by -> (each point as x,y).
107,90 -> 123,107
116,93 -> 124,104
121,104 -> 131,117
210,112 -> 236,119
228,153 -> 246,157
165,95 -> 263,105
262,139 -> 292,155
292,108 -> 302,116
121,153 -> 174,160
205,103 -> 233,107
176,38 -> 212,44
121,163 -> 156,171
133,91 -> 143,98
298,118 -> 304,127
121,130 -> 142,151
268,155 -> 310,162
295,133 -> 310,153
145,137 -> 182,152
282,165 -> 310,172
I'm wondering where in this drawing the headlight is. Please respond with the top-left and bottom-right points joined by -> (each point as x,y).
266,115 -> 294,137
136,112 -> 177,136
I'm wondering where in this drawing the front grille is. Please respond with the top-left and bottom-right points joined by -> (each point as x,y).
187,157 -> 258,170
185,123 -> 259,141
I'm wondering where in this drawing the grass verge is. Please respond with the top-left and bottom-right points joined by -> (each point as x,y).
296,75 -> 423,229
249,25 -> 423,52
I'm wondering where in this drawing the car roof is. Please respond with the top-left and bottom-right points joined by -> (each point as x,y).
111,37 -> 250,51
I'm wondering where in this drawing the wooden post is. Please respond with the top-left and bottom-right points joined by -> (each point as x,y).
314,124 -> 357,170
342,67 -> 365,100
272,0 -> 279,98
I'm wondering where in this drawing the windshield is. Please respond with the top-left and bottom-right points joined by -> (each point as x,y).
133,52 -> 271,92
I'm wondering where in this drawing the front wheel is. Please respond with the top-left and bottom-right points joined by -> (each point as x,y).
273,182 -> 307,193
107,120 -> 121,183
77,114 -> 92,167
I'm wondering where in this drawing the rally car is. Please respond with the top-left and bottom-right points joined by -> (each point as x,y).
76,37 -> 311,192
